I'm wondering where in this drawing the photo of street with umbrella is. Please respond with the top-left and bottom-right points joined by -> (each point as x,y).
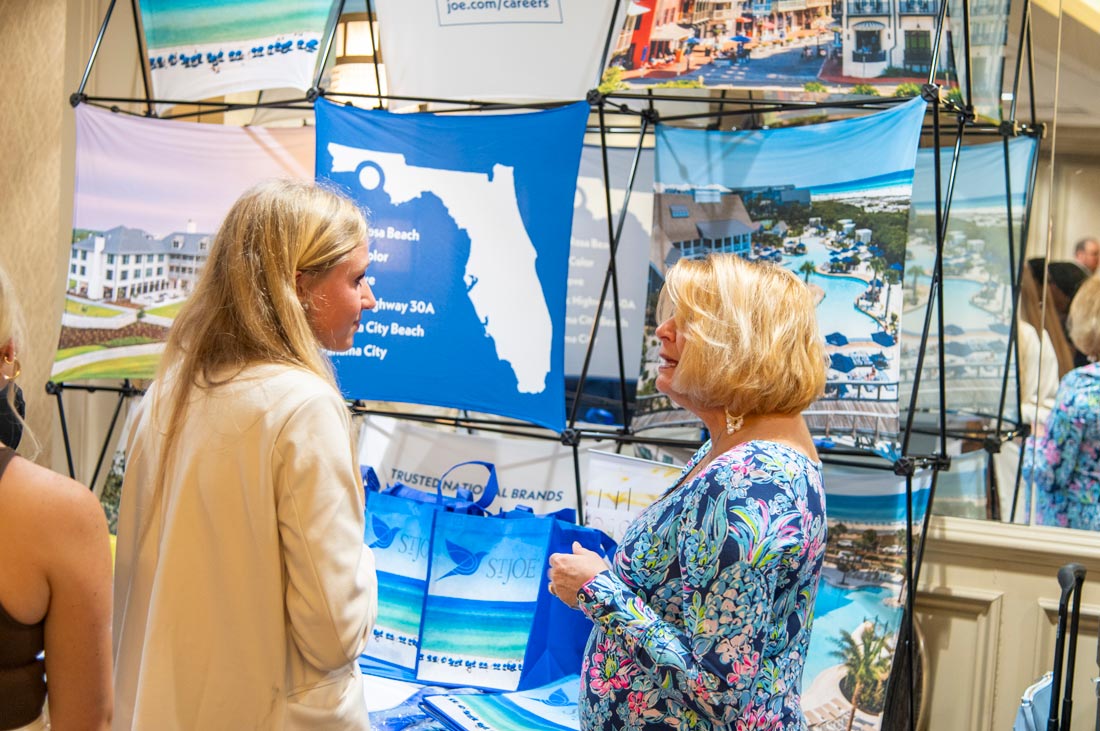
600,0 -> 1002,101
637,98 -> 926,456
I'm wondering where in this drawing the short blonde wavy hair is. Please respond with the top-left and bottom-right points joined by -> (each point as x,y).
1068,275 -> 1100,361
658,254 -> 827,416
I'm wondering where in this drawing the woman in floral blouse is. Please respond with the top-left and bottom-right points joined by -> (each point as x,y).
549,254 -> 828,730
1025,275 -> 1100,530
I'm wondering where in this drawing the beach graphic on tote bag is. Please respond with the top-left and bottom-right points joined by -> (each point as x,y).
417,514 -> 550,691
362,491 -> 435,670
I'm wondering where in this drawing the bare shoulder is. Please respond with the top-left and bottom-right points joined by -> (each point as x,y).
3,457 -> 107,538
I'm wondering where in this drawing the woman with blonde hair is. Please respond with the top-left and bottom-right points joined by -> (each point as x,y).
113,179 -> 378,729
0,262 -> 112,731
1025,274 -> 1100,530
549,254 -> 828,730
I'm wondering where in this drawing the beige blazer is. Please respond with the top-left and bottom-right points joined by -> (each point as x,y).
112,364 -> 377,730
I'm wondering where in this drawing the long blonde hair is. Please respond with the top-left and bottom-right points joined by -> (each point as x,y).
150,179 -> 367,520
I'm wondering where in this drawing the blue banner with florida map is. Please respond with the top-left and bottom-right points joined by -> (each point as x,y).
315,99 -> 589,430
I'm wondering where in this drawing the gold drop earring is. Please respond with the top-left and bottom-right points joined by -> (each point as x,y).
724,406 -> 744,435
1,354 -> 20,385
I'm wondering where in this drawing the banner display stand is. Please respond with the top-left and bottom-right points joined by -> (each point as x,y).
45,379 -> 144,491
59,0 -> 1050,727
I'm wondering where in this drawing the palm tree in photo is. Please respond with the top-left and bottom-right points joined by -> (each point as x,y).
830,621 -> 892,731
906,264 -> 926,305
799,259 -> 817,283
882,268 -> 901,321
869,256 -> 885,294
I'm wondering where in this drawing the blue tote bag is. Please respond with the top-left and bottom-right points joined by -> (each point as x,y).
416,506 -> 615,692
362,461 -> 499,671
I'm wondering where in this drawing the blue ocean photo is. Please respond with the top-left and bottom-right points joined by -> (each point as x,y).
140,0 -> 332,49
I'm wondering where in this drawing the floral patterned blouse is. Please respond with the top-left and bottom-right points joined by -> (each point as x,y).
576,440 -> 827,730
1023,362 -> 1100,530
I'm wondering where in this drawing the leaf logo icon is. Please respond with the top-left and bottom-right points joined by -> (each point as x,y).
439,539 -> 488,580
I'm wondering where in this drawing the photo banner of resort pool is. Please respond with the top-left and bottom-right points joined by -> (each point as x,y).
645,97 -> 927,456
565,145 -> 653,414
900,136 -> 1039,422
374,0 -> 627,104
138,0 -> 333,108
803,462 -> 932,731
56,105 -> 315,383
315,99 -> 589,431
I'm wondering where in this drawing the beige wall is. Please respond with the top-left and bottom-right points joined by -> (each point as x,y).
918,516 -> 1100,730
1,0 -> 147,481
1,0 -> 76,466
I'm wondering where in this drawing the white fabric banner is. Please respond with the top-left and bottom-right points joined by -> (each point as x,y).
582,449 -> 680,542
358,415 -> 608,514
374,0 -> 626,102
139,0 -> 333,107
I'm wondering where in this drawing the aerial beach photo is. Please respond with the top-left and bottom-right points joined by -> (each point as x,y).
637,174 -> 913,456
635,99 -> 926,457
140,0 -> 332,104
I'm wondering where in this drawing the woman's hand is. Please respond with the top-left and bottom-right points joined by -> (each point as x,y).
547,541 -> 609,608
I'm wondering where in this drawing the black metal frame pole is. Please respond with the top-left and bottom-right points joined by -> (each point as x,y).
1024,11 -> 1038,127
991,127 -> 1042,518
45,382 -> 75,479
959,0 -> 975,113
595,0 -> 625,90
926,0 -> 952,87
567,109 -> 650,430
312,0 -> 349,93
43,381 -> 147,487
87,380 -> 135,493
73,0 -> 118,104
365,0 -> 385,109
1007,0 -> 1031,124
1009,137 -> 1043,522
597,103 -> 632,433
571,441 -> 584,524
987,136 -> 1021,521
127,0 -> 153,116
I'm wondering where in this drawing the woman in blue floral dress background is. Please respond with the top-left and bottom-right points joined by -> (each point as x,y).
1024,275 -> 1100,530
549,254 -> 828,730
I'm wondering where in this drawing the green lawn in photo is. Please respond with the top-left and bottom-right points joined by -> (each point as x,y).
65,298 -> 124,317
54,344 -> 106,360
51,353 -> 160,382
145,301 -> 185,318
